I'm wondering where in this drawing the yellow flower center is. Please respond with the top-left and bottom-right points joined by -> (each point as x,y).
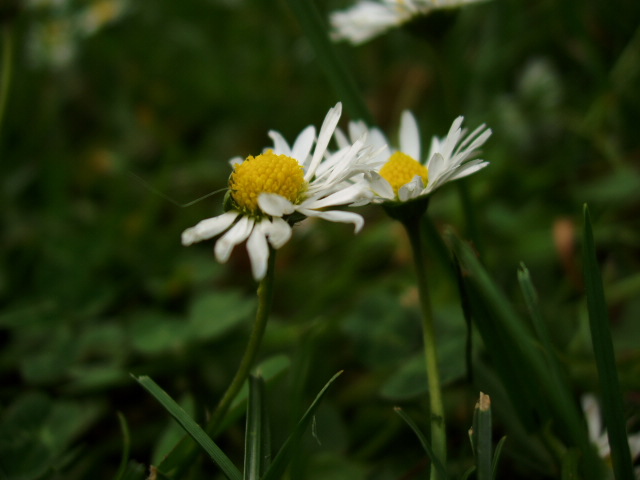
379,151 -> 429,195
229,150 -> 306,214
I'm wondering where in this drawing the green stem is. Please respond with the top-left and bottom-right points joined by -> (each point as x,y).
0,24 -> 14,142
402,216 -> 447,480
155,249 -> 278,478
208,248 -> 277,431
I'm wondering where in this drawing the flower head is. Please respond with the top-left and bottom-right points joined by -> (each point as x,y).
362,111 -> 491,205
182,103 -> 375,280
330,0 -> 488,45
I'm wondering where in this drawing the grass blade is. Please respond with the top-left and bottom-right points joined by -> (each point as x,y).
393,407 -> 448,479
244,375 -> 270,480
114,412 -> 131,480
448,232 -> 603,478
261,371 -> 343,480
472,393 -> 492,480
582,205 -> 634,480
491,436 -> 507,480
134,375 -> 242,480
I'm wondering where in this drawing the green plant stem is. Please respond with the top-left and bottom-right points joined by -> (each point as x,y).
208,249 -> 277,431
402,216 -> 447,479
0,24 -> 14,142
155,249 -> 277,478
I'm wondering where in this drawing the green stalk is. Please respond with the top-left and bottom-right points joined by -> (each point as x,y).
402,215 -> 447,479
208,250 -> 277,430
155,249 -> 278,478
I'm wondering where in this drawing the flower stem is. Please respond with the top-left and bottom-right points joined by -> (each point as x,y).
155,249 -> 277,478
208,248 -> 277,432
402,216 -> 447,480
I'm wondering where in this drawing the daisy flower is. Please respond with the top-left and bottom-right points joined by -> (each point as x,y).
330,0 -> 488,45
181,103 -> 375,281
362,111 -> 491,205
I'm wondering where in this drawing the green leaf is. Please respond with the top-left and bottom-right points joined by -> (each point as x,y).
261,371 -> 343,480
134,375 -> 242,480
582,205 -> 635,480
188,290 -> 255,342
393,407 -> 448,479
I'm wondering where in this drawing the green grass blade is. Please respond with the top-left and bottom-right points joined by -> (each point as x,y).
582,205 -> 634,480
472,393 -> 493,480
114,412 -> 131,480
491,436 -> 507,480
261,371 -> 343,480
244,375 -> 270,480
134,375 -> 242,480
449,232 -> 603,478
517,264 -> 570,391
393,407 -> 448,479
284,0 -> 372,124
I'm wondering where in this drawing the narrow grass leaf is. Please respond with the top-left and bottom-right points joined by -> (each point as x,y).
461,466 -> 476,480
243,375 -> 269,480
393,407 -> 448,479
491,436 -> 507,480
517,264 -> 572,404
582,205 -> 634,480
449,232 -> 602,478
114,412 -> 131,480
134,375 -> 242,480
261,371 -> 343,480
472,393 -> 492,480
284,0 -> 372,124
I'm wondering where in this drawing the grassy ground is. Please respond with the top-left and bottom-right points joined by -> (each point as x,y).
1,0 -> 640,478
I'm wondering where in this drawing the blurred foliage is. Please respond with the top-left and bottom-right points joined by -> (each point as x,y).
1,0 -> 640,478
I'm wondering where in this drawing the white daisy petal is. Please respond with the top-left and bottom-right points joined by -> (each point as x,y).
264,217 -> 292,249
246,222 -> 270,280
258,193 -> 295,216
301,183 -> 367,209
268,130 -> 292,156
305,102 -> 342,181
214,216 -> 254,263
291,125 -> 316,164
229,156 -> 244,167
298,208 -> 365,233
399,110 -> 421,160
398,175 -> 425,202
181,211 -> 239,246
365,171 -> 395,199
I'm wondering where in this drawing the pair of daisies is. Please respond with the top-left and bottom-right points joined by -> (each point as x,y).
182,103 -> 491,280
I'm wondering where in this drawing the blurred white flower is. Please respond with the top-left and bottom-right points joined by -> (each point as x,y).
330,0 -> 488,45
582,394 -> 640,475
355,111 -> 490,204
26,0 -> 128,69
182,103 -> 377,280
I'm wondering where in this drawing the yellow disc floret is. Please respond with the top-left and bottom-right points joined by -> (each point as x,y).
379,151 -> 429,195
229,150 -> 306,214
